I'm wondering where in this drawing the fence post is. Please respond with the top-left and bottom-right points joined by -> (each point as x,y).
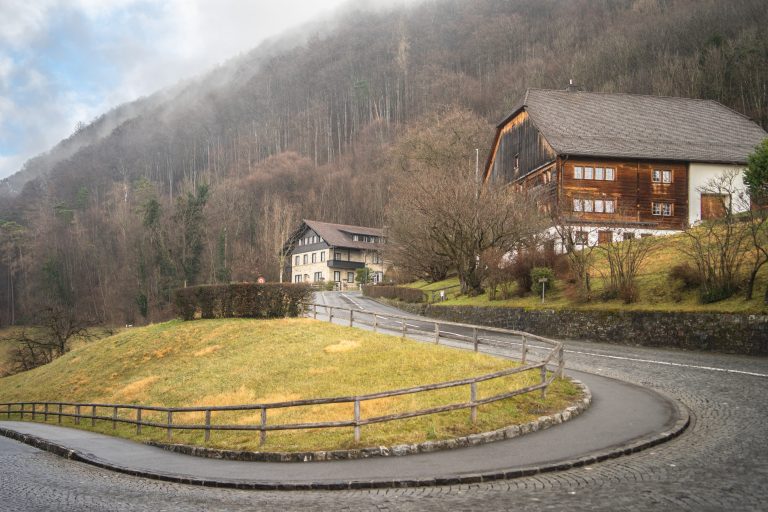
470,382 -> 478,424
473,328 -> 478,352
540,366 -> 547,399
136,408 -> 142,435
112,407 -> 118,429
31,403 -> 36,420
557,346 -> 565,378
349,309 -> 354,327
260,407 -> 267,446
204,409 -> 211,442
91,405 -> 96,426
75,405 -> 81,425
167,411 -> 173,440
44,403 -> 49,422
522,335 -> 528,364
58,404 -> 62,424
354,399 -> 361,443
6,403 -> 10,419
329,306 -> 334,322
373,314 -> 378,333
434,323 -> 440,344
401,319 -> 407,338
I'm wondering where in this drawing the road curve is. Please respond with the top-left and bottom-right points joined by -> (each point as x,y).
0,292 -> 766,511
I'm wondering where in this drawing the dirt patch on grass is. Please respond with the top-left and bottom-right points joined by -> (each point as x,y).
193,345 -> 222,357
115,375 -> 161,401
324,340 -> 360,354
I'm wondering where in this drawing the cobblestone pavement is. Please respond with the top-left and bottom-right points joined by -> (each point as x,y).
2,297 -> 767,511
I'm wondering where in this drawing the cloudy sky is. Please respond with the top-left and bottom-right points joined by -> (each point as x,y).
0,0 -> 355,179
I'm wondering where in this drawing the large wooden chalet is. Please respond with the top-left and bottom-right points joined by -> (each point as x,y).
484,86 -> 768,243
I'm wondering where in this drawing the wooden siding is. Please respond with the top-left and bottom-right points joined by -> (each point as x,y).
559,158 -> 688,230
487,111 -> 556,184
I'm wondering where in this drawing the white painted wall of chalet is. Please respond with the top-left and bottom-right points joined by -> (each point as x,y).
688,163 -> 749,225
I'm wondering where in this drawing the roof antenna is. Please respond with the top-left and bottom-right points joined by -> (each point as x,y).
566,79 -> 578,92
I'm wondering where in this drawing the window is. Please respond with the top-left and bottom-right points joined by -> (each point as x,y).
333,271 -> 341,282
583,199 -> 594,212
605,167 -> 615,180
584,166 -> 594,179
595,199 -> 604,213
598,230 -> 613,245
623,232 -> 635,241
373,252 -> 380,264
652,202 -> 673,216
294,275 -> 301,283
595,167 -> 605,180
575,231 -> 588,245
573,198 -> 583,212
303,254 -> 308,264
295,255 -> 300,266
574,166 -> 583,179
314,272 -> 323,282
347,272 -> 355,283
334,251 -> 342,260
353,235 -> 359,241
320,251 -> 325,262
514,154 -> 520,173
311,253 -> 317,263
652,169 -> 672,183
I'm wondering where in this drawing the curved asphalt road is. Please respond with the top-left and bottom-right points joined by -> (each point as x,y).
1,292 -> 766,510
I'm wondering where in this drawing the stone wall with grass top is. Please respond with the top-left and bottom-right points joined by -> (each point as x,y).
389,302 -> 768,355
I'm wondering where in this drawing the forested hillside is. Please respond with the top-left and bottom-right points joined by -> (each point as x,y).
0,0 -> 766,326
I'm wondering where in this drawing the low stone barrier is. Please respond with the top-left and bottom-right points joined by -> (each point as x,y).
388,302 -> 768,355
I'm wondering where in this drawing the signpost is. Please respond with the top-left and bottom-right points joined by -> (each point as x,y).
539,277 -> 548,303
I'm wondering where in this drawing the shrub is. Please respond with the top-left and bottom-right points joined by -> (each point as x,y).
530,267 -> 556,293
510,255 -> 534,297
362,285 -> 424,303
668,263 -> 701,290
173,283 -> 312,320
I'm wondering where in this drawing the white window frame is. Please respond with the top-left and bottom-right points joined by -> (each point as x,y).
574,166 -> 583,179
347,272 -> 355,283
333,271 -> 341,282
595,199 -> 604,213
584,167 -> 594,180
652,202 -> 662,215
605,199 -> 615,213
663,170 -> 672,183
320,251 -> 325,262
311,253 -> 316,263
295,255 -> 300,266
605,167 -> 615,181
662,203 -> 673,216
595,167 -> 605,180
573,198 -> 583,212
583,199 -> 594,212
303,254 -> 308,264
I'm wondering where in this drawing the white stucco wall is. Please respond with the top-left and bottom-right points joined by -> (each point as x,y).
688,163 -> 749,225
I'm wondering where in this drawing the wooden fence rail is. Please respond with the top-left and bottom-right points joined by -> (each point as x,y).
1,304 -> 564,446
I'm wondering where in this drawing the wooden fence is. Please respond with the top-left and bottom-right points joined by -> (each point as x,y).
0,304 -> 564,445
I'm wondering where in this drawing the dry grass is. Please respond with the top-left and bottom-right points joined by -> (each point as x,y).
0,318 -> 579,452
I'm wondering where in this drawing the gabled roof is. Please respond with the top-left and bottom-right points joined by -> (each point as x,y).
283,220 -> 384,255
496,89 -> 767,165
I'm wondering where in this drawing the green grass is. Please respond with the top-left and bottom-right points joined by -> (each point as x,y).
415,232 -> 768,314
0,318 -> 579,452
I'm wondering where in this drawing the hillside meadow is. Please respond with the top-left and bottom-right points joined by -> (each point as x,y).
408,231 -> 768,314
0,318 -> 579,452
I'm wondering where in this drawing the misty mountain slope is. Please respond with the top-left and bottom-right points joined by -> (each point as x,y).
0,0 -> 765,326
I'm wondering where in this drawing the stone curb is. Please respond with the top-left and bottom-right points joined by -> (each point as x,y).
0,385 -> 690,491
145,378 -> 591,463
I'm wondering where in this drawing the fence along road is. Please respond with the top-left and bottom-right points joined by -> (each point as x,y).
0,302 -> 564,447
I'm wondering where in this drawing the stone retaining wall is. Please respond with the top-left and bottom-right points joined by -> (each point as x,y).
390,302 -> 768,355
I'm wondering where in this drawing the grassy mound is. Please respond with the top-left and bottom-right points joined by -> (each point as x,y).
0,318 -> 579,451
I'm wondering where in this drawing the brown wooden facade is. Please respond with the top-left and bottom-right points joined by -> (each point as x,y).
485,109 -> 690,231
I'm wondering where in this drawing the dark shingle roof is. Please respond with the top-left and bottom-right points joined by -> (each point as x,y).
506,89 -> 767,164
303,220 -> 383,250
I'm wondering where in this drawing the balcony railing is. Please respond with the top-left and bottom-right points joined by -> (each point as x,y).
327,260 -> 365,270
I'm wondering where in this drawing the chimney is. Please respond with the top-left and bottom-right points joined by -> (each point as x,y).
566,79 -> 578,92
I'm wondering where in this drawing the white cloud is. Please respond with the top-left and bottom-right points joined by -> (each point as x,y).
0,0 -> 355,179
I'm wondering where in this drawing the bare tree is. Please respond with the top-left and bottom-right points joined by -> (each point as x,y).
594,228 -> 660,303
387,107 -> 546,295
261,195 -> 300,282
552,223 -> 599,301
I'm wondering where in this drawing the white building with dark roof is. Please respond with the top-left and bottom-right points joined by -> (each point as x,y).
282,220 -> 386,287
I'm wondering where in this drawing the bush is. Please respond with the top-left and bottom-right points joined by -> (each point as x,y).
362,285 -> 424,303
668,263 -> 701,290
174,283 -> 312,320
530,267 -> 556,293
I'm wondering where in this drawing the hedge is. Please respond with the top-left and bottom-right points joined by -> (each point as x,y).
362,285 -> 424,303
174,283 -> 313,320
